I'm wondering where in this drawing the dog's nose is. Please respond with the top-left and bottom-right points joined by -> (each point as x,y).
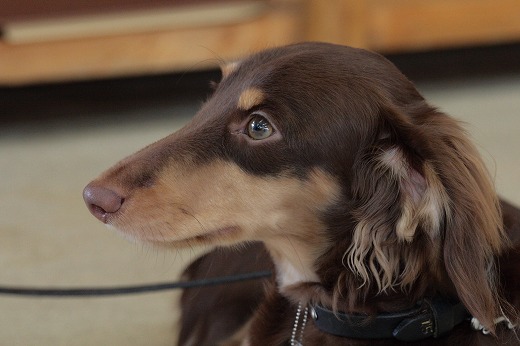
83,184 -> 123,223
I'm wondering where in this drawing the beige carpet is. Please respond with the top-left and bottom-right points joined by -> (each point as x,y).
0,107 -> 201,345
1,71 -> 519,345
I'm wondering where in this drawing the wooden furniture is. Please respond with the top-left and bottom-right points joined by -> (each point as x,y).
1,0 -> 520,85
307,0 -> 520,53
0,0 -> 305,85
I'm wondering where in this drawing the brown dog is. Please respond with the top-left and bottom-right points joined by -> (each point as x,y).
84,42 -> 520,345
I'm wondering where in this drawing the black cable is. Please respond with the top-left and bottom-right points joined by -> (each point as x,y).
0,270 -> 272,297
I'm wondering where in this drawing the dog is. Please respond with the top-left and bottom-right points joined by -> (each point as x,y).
83,42 -> 520,345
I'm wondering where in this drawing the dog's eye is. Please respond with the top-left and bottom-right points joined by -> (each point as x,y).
247,114 -> 273,140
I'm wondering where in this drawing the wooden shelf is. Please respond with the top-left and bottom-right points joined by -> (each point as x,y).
1,0 -> 520,85
307,0 -> 520,53
0,0 -> 304,85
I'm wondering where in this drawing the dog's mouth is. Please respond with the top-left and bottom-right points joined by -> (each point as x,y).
108,222 -> 242,248
161,225 -> 242,247
84,186 -> 244,247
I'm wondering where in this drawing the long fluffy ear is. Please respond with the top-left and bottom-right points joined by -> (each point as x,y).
346,142 -> 447,293
346,103 -> 510,332
419,111 -> 510,334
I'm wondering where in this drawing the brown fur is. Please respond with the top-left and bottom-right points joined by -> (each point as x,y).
84,42 -> 520,345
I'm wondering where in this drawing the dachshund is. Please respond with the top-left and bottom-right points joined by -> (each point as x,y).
83,42 -> 520,345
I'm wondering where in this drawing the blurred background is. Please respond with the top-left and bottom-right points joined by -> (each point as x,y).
1,0 -> 519,344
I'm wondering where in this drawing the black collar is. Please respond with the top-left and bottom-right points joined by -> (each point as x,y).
311,297 -> 470,342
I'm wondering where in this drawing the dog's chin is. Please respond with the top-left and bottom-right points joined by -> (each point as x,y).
106,224 -> 243,248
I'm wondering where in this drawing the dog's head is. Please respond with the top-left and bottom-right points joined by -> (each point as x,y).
84,42 -> 509,331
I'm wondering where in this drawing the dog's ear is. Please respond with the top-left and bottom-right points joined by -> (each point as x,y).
346,104 -> 510,332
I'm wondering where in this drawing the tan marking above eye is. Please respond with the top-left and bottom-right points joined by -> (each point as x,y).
238,87 -> 265,111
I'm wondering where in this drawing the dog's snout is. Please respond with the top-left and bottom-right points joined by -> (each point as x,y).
83,184 -> 123,223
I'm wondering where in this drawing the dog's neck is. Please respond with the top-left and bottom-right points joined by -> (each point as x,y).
263,235 -> 428,315
263,235 -> 351,312
263,237 -> 324,295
